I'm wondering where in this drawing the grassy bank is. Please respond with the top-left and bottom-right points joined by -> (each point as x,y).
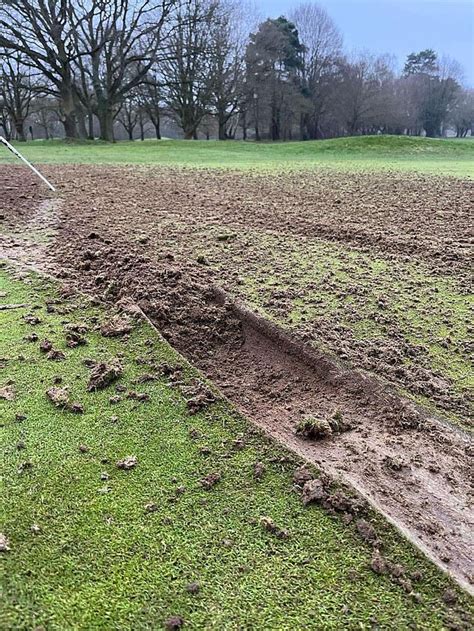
2,135 -> 473,177
0,266 -> 471,630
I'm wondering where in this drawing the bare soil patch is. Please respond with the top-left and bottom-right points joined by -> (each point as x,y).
1,164 -> 473,592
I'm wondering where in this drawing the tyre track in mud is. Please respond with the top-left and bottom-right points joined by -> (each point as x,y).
1,187 -> 473,594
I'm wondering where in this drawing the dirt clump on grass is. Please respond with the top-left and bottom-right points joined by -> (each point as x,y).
0,385 -> 15,400
46,387 -> 84,413
87,359 -> 123,391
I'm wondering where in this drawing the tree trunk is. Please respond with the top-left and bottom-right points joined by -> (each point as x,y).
98,106 -> 115,142
60,87 -> 78,139
63,112 -> 78,140
14,120 -> 26,142
88,110 -> 94,140
242,111 -> 247,141
76,107 -> 87,139
218,111 -> 226,140
154,121 -> 161,140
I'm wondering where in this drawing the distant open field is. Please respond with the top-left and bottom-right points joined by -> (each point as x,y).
2,135 -> 474,178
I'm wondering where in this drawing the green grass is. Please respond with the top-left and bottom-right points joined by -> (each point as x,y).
1,266 -> 471,630
3,135 -> 473,177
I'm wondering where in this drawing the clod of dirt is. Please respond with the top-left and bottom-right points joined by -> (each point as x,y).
145,502 -> 158,513
87,359 -> 123,391
126,390 -> 150,402
356,519 -> 378,545
180,379 -> 216,415
136,373 -> 158,383
301,479 -> 327,506
0,533 -> 10,552
186,582 -> 200,594
39,339 -> 53,353
18,461 -> 33,474
370,549 -> 387,575
79,444 -> 89,453
328,409 -> 355,433
164,616 -> 184,630
23,314 -> 41,325
0,385 -> 15,401
324,491 -> 365,515
383,455 -> 407,472
66,323 -> 89,335
196,254 -> 209,265
30,524 -> 41,535
296,417 -> 333,440
442,589 -> 458,605
293,466 -> 314,486
232,437 -> 246,450
100,315 -> 133,337
24,333 -> 39,342
116,455 -> 137,470
66,331 -> 87,348
216,233 -> 236,242
46,348 -> 66,361
46,387 -> 84,413
259,516 -> 289,539
200,472 -> 221,490
387,562 -> 405,579
254,461 -> 265,480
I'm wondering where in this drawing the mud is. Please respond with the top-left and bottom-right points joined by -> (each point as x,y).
2,164 -> 472,422
1,165 -> 473,593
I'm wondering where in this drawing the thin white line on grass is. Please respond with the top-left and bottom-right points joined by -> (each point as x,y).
0,136 -> 56,192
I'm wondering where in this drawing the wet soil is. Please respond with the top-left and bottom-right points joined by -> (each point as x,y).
4,163 -> 469,425
1,164 -> 473,592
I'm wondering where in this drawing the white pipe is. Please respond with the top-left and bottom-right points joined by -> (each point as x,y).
0,136 -> 56,192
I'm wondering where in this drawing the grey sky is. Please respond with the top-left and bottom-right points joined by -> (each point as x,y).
256,0 -> 474,86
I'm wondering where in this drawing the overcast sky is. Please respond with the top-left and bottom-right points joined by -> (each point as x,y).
256,0 -> 474,86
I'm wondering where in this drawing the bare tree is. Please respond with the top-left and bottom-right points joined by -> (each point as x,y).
450,89 -> 474,137
291,2 -> 342,139
0,0 -> 87,138
0,53 -> 37,140
117,96 -> 139,140
162,0 -> 216,139
136,72 -> 163,139
72,0 -> 178,141
31,97 -> 61,140
207,0 -> 245,140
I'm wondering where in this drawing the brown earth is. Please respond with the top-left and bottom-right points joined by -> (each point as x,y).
5,163 -> 470,424
1,164 -> 473,592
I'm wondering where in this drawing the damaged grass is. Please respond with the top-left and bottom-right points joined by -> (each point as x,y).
206,230 -> 473,429
0,267 -> 472,630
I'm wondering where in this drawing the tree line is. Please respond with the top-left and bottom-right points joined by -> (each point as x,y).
1,0 -> 472,142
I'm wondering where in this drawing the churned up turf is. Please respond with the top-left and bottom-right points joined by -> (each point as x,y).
1,266 -> 472,630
